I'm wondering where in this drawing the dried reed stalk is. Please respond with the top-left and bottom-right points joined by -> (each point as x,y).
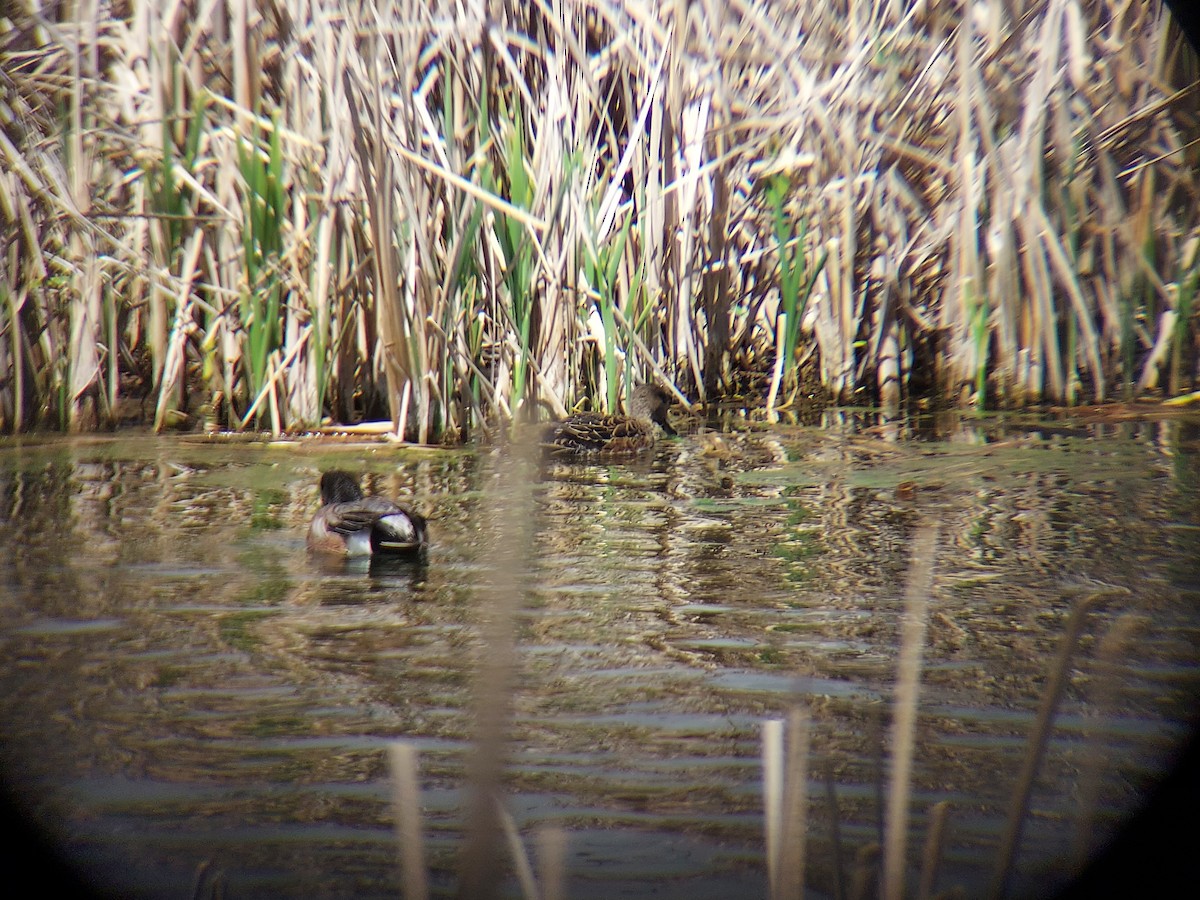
764,717 -> 784,893
988,591 -> 1106,900
388,741 -> 431,900
1,2 -> 1197,436
824,761 -> 847,900
882,524 -> 940,900
457,431 -> 536,897
917,800 -> 950,900
536,826 -> 568,900
763,706 -> 811,899
1069,614 -> 1142,871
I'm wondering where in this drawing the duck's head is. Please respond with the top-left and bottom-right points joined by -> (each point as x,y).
318,470 -> 366,505
630,384 -> 678,435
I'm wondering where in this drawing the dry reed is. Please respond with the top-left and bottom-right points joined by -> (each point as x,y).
763,707 -> 812,899
1,2 -> 1197,436
535,826 -> 568,900
883,523 -> 939,900
458,431 -> 537,897
384,435 -> 548,899
917,800 -> 950,900
388,740 -> 431,900
988,591 -> 1106,899
1070,613 -> 1144,871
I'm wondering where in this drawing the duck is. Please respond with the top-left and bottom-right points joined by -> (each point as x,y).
543,383 -> 678,455
307,470 -> 428,556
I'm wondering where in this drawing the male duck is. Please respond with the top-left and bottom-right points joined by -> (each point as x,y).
543,383 -> 677,455
307,470 -> 428,556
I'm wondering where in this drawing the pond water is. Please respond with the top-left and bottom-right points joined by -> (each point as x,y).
0,410 -> 1198,899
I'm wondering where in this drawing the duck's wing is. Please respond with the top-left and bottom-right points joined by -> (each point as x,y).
606,417 -> 654,440
322,496 -> 403,535
544,412 -> 641,453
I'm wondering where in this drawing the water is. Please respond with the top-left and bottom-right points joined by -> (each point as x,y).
0,411 -> 1198,899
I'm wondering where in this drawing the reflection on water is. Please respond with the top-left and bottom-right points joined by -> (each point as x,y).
0,414 -> 1198,899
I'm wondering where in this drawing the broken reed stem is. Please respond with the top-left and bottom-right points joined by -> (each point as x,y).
766,311 -> 787,423
917,800 -> 950,900
850,843 -> 881,900
763,718 -> 784,896
388,741 -> 430,900
496,795 -> 539,900
781,708 -> 811,899
536,826 -> 568,900
237,327 -> 311,430
883,523 -> 940,900
1071,614 -> 1143,871
764,707 -> 811,899
988,592 -> 1106,900
824,761 -> 847,900
456,432 -> 536,899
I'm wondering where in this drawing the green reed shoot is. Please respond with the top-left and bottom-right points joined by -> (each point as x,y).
236,115 -> 286,426
441,71 -> 489,434
1172,255 -> 1197,395
584,200 -> 635,413
147,95 -> 206,255
766,171 -> 824,389
622,258 -> 651,408
968,285 -> 989,408
488,95 -> 536,417
1065,313 -> 1080,406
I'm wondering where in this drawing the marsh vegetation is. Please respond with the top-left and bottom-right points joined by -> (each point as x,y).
2,1 -> 1198,438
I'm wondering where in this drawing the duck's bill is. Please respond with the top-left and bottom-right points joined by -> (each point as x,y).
376,540 -> 424,552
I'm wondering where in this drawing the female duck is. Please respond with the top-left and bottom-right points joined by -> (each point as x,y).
307,470 -> 428,556
544,383 -> 677,455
